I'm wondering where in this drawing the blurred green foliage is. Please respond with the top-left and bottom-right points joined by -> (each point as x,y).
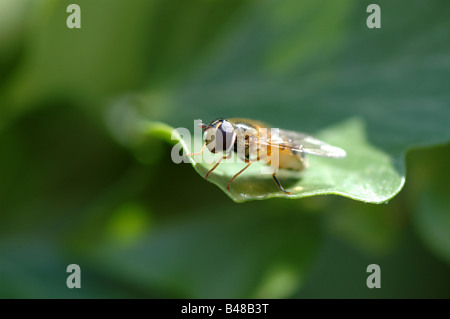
0,0 -> 449,298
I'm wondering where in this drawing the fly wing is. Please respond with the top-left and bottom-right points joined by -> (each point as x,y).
255,129 -> 347,158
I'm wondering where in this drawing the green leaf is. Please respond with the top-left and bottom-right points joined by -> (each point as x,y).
144,117 -> 403,203
168,0 -> 450,158
107,0 -> 449,204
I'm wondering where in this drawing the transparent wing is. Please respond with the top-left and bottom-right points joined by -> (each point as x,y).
253,129 -> 347,158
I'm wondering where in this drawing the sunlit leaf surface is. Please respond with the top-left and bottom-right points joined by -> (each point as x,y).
163,118 -> 404,203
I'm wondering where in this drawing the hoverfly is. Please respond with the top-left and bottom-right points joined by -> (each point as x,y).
187,118 -> 346,194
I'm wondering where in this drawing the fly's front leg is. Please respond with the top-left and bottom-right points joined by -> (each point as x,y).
186,143 -> 206,157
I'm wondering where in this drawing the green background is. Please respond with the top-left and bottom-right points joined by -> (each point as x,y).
0,0 -> 449,298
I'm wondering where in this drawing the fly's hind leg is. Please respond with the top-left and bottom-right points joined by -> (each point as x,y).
272,168 -> 292,195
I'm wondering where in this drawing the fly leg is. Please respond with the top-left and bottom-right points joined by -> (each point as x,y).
227,162 -> 253,191
205,153 -> 231,180
186,143 -> 206,157
272,168 -> 292,195
205,156 -> 223,180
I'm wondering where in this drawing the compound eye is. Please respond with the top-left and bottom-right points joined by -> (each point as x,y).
204,120 -> 236,153
217,120 -> 236,152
